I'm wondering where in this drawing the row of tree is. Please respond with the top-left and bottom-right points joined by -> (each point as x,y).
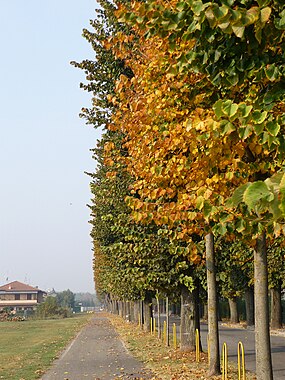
74,1 -> 285,379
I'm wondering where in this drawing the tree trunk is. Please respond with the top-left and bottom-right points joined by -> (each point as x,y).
130,301 -> 135,322
171,303 -> 177,315
205,233 -> 220,376
270,283 -> 282,330
203,302 -> 208,321
143,293 -> 152,332
180,285 -> 196,351
122,301 -> 126,318
254,232 -> 273,380
126,301 -> 131,322
228,297 -> 239,323
115,300 -> 119,315
111,298 -> 118,314
140,300 -> 144,328
119,301 -> 123,317
105,294 -> 111,312
134,301 -> 139,324
245,286 -> 254,327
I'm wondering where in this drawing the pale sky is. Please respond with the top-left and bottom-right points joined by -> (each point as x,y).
0,1 -> 101,293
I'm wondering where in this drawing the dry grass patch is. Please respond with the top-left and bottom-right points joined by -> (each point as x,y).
108,314 -> 256,380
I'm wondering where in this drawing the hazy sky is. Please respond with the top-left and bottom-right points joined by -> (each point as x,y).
0,1 -> 101,293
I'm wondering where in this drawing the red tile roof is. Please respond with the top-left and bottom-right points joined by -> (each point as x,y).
0,281 -> 44,292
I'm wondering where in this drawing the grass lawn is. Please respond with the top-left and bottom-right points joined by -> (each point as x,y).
0,313 -> 92,380
108,314 -> 257,380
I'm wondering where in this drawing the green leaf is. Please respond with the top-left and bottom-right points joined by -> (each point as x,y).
213,99 -> 223,119
265,172 -> 284,191
232,25 -> 245,38
266,121 -> 280,136
220,120 -> 235,136
260,7 -> 271,24
256,0 -> 270,6
265,64 -> 279,82
279,173 -> 285,216
218,22 -> 231,32
228,183 -> 250,207
261,131 -> 269,144
220,212 -> 230,223
253,123 -> 264,135
225,73 -> 239,86
213,223 -> 227,236
267,135 -> 276,149
203,201 -> 213,220
265,173 -> 284,220
244,7 -> 259,26
222,100 -> 239,119
191,1 -> 204,16
275,9 -> 285,30
243,181 -> 274,209
196,196 -> 204,210
252,110 -> 267,124
236,218 -> 246,233
239,125 -> 252,139
213,5 -> 229,20
238,103 -> 252,118
230,9 -> 242,22
263,83 -> 285,105
205,7 -> 216,28
176,1 -> 189,12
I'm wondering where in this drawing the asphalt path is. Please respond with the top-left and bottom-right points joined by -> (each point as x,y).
41,314 -> 152,380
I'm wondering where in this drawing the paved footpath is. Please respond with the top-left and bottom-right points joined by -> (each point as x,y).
41,313 -> 152,380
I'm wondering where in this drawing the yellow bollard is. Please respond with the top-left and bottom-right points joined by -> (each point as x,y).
153,317 -> 156,337
163,320 -> 167,344
173,323 -> 177,349
207,334 -> 210,364
238,341 -> 246,380
195,329 -> 200,362
150,317 -> 153,335
222,342 -> 228,380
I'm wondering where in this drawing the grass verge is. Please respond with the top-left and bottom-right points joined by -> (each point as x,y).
108,314 -> 257,380
0,313 -> 92,380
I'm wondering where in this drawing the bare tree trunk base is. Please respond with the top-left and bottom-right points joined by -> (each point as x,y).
207,367 -> 221,377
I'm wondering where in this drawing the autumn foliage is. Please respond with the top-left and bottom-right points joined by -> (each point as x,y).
77,2 -> 285,378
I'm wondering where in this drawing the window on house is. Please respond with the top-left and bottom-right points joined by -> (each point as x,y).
15,294 -> 20,300
27,294 -> 32,300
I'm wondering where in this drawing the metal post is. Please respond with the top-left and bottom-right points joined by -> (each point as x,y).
222,343 -> 228,380
195,329 -> 200,362
238,341 -> 246,380
173,323 -> 177,349
163,320 -> 167,344
166,296 -> 169,346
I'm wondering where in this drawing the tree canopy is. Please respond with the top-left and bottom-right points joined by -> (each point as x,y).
76,2 -> 285,378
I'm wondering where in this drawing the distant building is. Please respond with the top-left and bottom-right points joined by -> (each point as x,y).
46,287 -> 57,297
0,281 -> 46,312
80,306 -> 96,313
